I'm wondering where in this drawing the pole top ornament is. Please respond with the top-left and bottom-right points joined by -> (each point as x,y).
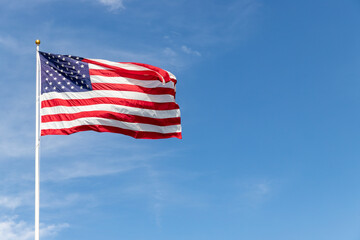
35,39 -> 40,45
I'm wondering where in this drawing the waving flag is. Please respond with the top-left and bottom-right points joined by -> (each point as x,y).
39,51 -> 181,139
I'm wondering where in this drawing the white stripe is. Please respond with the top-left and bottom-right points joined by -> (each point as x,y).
87,63 -> 112,70
89,59 -> 152,71
41,90 -> 175,103
41,117 -> 182,134
41,104 -> 180,119
166,70 -> 176,80
90,75 -> 175,89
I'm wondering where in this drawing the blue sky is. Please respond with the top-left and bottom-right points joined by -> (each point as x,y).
1,0 -> 360,239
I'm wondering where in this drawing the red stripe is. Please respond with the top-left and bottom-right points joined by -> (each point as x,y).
129,62 -> 177,84
41,125 -> 182,139
92,83 -> 175,96
83,59 -> 172,84
41,98 -> 180,110
42,111 -> 181,126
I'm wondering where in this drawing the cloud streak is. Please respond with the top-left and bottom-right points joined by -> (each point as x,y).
0,197 -> 23,210
97,0 -> 124,10
42,160 -> 139,182
181,45 -> 201,57
0,216 -> 68,240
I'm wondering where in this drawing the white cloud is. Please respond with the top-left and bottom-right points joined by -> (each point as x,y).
97,0 -> 124,10
0,196 -> 23,210
0,101 -> 33,159
42,161 -> 138,181
241,179 -> 273,207
40,222 -> 69,238
0,34 -> 33,55
41,193 -> 96,209
181,45 -> 201,57
40,150 -> 163,182
0,216 -> 68,240
163,47 -> 177,57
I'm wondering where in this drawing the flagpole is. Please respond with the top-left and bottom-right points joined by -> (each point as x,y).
35,39 -> 41,240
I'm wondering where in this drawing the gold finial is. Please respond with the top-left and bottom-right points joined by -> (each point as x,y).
35,39 -> 40,45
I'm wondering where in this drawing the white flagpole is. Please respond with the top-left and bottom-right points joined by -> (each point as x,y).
35,39 -> 41,240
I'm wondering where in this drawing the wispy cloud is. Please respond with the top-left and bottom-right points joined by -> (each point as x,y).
97,0 -> 125,10
0,216 -> 68,240
41,193 -> 97,209
181,45 -> 201,57
239,178 -> 273,207
40,143 -> 174,182
160,0 -> 262,51
42,160 -> 139,182
120,164 -> 209,228
0,34 -> 34,55
0,98 -> 34,159
0,36 -> 19,52
0,196 -> 23,210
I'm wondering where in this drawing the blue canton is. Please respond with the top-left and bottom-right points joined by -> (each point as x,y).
39,51 -> 92,94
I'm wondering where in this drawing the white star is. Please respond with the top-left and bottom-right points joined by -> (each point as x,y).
76,57 -> 79,60
63,77 -> 66,80
82,75 -> 86,78
61,86 -> 65,89
68,62 -> 71,65
58,74 -> 62,76
58,55 -> 61,58
68,55 -> 71,57
67,82 -> 71,85
54,77 -> 57,80
72,66 -> 75,69
46,70 -> 49,73
81,80 -> 84,84
75,76 -> 78,79
61,64 -> 64,67
62,58 -> 65,61
80,86 -> 83,89
45,78 -> 48,81
53,87 -> 56,90
58,82 -> 61,84
45,87 -> 48,90
49,82 -> 52,85
77,70 -> 80,73
71,86 -> 74,89
76,61 -> 79,64
50,73 -> 53,76
46,61 -> 49,64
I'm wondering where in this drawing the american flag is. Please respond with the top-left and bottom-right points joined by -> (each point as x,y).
39,51 -> 182,139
